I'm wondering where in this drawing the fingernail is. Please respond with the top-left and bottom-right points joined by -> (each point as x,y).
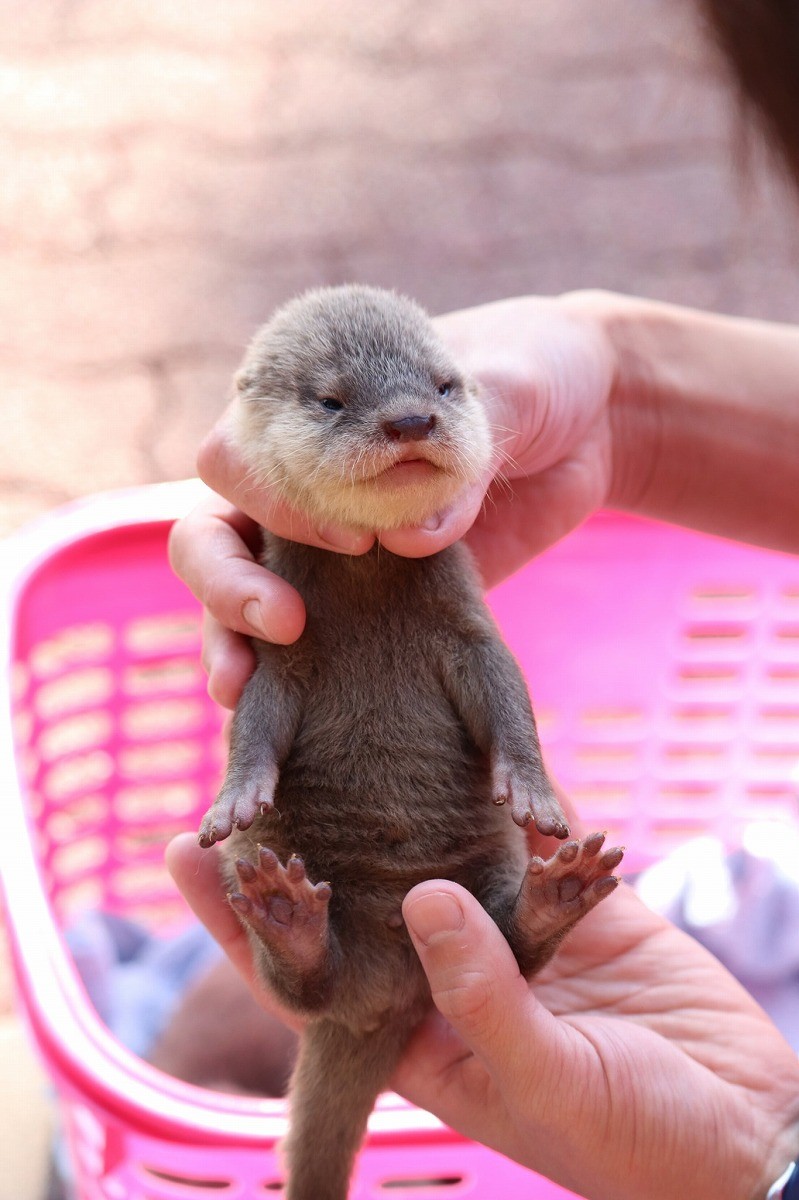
316,524 -> 365,552
405,891 -> 464,945
242,598 -> 266,637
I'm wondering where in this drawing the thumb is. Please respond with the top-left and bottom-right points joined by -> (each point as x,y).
402,881 -> 563,1100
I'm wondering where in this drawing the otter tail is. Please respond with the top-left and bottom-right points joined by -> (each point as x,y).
281,1017 -> 414,1200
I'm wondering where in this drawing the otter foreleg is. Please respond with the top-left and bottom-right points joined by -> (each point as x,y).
440,631 -> 570,838
228,846 -> 338,1012
198,653 -> 305,848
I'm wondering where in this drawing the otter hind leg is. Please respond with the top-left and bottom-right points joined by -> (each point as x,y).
228,846 -> 337,1011
482,832 -> 624,977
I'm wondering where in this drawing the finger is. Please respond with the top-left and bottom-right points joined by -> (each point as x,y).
197,414 -> 375,555
165,833 -> 302,1031
201,612 -> 256,710
376,479 -> 488,559
168,495 -> 307,645
402,881 -> 567,1108
466,455 -> 603,587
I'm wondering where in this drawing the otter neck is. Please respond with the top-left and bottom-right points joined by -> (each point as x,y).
261,533 -> 470,616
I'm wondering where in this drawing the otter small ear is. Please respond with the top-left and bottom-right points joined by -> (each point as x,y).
235,369 -> 255,393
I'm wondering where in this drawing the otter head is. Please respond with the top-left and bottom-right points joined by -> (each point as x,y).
232,285 -> 492,530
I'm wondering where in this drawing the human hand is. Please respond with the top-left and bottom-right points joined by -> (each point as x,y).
398,877 -> 799,1200
165,823 -> 799,1200
168,291 -> 617,706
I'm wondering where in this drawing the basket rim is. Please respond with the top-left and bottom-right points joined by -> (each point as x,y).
0,481 -> 448,1146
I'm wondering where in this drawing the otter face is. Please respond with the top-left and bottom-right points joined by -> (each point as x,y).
232,285 -> 492,530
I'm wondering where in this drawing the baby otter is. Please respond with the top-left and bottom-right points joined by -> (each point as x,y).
197,285 -> 623,1200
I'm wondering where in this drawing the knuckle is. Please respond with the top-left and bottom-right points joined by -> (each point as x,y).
166,516 -> 190,576
432,968 -> 495,1029
202,569 -> 239,627
196,428 -> 224,485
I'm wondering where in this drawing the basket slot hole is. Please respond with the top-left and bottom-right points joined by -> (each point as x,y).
51,836 -> 107,881
30,623 -> 114,678
120,740 -> 202,780
47,794 -> 107,840
55,876 -> 105,920
671,706 -> 734,724
747,785 -> 798,801
759,706 -> 799,722
44,750 -> 114,799
13,708 -> 33,746
580,709 -> 644,737
657,783 -> 716,798
122,698 -> 206,740
130,897 -> 192,928
575,745 -> 637,764
664,745 -> 725,760
677,665 -> 740,681
117,782 -> 201,822
775,625 -> 799,641
124,612 -> 199,656
34,667 -> 114,719
649,821 -> 712,850
766,665 -> 799,681
112,862 -> 174,900
753,746 -> 799,760
570,785 -> 631,807
142,1165 -> 232,1191
380,1178 -> 465,1192
117,827 -> 188,857
124,657 -> 204,698
692,586 -> 754,600
11,660 -> 29,701
683,624 -> 748,641
39,711 -> 112,761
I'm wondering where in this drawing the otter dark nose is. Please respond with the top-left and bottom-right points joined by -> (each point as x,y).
382,414 -> 436,442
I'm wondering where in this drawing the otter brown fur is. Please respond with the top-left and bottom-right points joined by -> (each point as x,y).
197,285 -> 623,1200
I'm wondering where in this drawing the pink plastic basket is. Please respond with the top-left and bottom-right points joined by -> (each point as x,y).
2,481 -> 798,1200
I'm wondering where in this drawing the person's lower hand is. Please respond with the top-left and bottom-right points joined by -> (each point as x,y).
165,827 -> 799,1200
398,877 -> 799,1200
168,291 -> 618,707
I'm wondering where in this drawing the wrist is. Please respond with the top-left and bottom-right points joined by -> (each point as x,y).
560,289 -> 799,553
755,1108 -> 799,1200
767,1161 -> 798,1199
556,288 -> 662,515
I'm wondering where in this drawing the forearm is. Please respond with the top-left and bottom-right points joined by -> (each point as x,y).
573,291 -> 799,553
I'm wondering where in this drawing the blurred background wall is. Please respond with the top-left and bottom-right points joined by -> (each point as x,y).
3,3 -> 799,1195
5,0 -> 799,540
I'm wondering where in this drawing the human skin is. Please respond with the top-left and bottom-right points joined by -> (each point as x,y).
168,289 -> 799,708
166,289 -> 799,1193
166,822 -> 799,1200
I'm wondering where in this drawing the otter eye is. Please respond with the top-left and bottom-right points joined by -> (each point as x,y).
320,397 -> 344,412
437,382 -> 453,398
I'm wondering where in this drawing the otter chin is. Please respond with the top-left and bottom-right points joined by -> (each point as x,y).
231,284 -> 492,530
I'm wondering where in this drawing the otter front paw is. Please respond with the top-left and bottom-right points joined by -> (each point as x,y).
198,779 -> 275,848
491,758 -> 570,839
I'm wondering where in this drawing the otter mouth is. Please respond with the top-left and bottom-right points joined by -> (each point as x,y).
353,444 -> 453,487
373,458 -> 443,485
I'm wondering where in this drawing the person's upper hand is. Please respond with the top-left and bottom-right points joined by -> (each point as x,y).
168,292 -> 617,707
